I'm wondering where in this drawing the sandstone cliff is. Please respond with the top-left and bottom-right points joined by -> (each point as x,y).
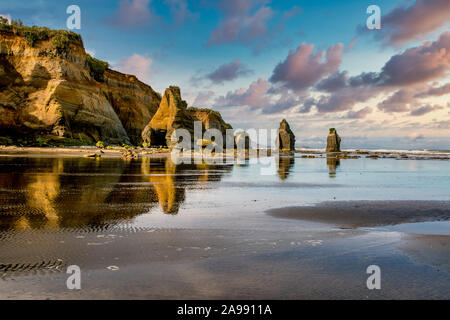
142,86 -> 232,148
277,119 -> 295,151
0,23 -> 161,145
326,128 -> 341,152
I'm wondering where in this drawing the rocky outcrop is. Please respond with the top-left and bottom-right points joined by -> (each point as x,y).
142,86 -> 194,147
326,128 -> 341,152
142,86 -> 232,148
0,25 -> 160,145
277,119 -> 295,151
235,131 -> 250,150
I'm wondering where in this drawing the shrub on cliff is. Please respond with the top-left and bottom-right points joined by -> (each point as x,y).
0,19 -> 82,49
86,54 -> 109,82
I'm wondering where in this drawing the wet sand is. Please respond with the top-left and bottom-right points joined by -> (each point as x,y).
266,201 -> 450,229
1,227 -> 449,299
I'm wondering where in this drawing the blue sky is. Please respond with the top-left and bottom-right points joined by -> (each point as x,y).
1,0 -> 449,149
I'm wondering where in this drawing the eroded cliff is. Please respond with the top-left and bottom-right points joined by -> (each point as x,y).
0,24 -> 161,145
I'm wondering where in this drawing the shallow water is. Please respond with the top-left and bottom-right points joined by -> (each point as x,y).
0,155 -> 449,299
0,155 -> 448,232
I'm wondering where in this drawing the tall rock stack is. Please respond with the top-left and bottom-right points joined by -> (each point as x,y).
141,86 -> 193,148
326,128 -> 341,152
277,119 -> 296,151
142,86 -> 233,148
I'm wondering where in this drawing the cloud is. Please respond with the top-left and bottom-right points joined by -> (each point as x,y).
345,107 -> 373,119
313,31 -> 450,114
378,31 -> 450,86
415,82 -> 450,97
114,54 -> 153,83
377,88 -> 419,113
107,0 -> 157,28
205,59 -> 253,84
282,6 -> 302,21
208,0 -> 273,46
345,37 -> 358,53
376,0 -> 450,46
315,86 -> 379,113
408,132 -> 425,141
410,104 -> 443,116
215,78 -> 271,108
192,91 -> 215,107
269,42 -> 343,92
315,71 -> 348,93
297,98 -> 316,114
164,0 -> 197,28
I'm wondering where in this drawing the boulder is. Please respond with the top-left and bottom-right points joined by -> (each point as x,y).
326,128 -> 341,152
277,119 -> 295,151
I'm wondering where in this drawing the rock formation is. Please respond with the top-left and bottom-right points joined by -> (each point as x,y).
142,86 -> 232,148
0,23 -> 160,145
235,131 -> 251,150
326,128 -> 341,152
277,119 -> 295,151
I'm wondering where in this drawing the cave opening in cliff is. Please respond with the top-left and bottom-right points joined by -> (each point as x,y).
152,130 -> 168,147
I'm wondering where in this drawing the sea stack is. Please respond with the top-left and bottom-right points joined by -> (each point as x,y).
277,119 -> 296,151
142,86 -> 192,148
326,128 -> 341,152
142,86 -> 232,148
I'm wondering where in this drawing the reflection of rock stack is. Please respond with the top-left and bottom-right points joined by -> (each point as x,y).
326,128 -> 341,152
277,119 -> 296,152
277,156 -> 295,180
148,158 -> 185,214
326,156 -> 340,178
0,156 -> 235,230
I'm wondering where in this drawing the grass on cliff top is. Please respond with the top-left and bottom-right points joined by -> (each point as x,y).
0,18 -> 83,51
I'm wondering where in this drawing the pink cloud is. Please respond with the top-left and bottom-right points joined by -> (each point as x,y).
410,104 -> 444,116
269,42 -> 343,92
345,107 -> 373,119
108,0 -> 157,28
114,54 -> 153,83
206,59 -> 253,84
380,31 -> 450,86
208,0 -> 273,46
215,78 -> 271,108
380,0 -> 450,46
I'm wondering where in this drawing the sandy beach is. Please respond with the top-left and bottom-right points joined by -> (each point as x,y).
0,151 -> 448,299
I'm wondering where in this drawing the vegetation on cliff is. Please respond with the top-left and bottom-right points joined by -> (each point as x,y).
86,54 -> 109,82
0,18 -> 83,50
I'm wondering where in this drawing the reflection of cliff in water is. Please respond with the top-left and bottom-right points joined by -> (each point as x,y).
0,157 -> 233,231
277,156 -> 295,180
326,156 -> 340,178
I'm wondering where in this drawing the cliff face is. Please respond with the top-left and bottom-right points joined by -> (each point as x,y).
142,86 -> 232,148
0,29 -> 160,145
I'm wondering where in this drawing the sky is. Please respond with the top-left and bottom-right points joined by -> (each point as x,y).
1,0 -> 449,149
